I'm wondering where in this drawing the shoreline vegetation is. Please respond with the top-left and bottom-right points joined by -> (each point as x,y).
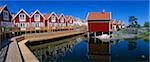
138,31 -> 150,41
110,28 -> 149,41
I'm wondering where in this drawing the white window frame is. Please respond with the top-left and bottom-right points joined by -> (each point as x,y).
32,23 -> 35,27
60,17 -> 64,23
70,20 -> 72,23
51,15 -> 56,22
16,23 -> 19,27
35,22 -> 40,27
19,14 -> 26,21
34,14 -> 40,21
3,10 -> 9,21
21,23 -> 26,28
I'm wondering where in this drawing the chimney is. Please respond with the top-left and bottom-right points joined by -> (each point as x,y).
102,9 -> 105,12
102,9 -> 105,14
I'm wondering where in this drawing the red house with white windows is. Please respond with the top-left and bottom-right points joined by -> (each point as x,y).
57,13 -> 66,31
87,10 -> 111,35
65,16 -> 74,30
65,16 -> 70,30
12,9 -> 30,31
44,12 -> 58,31
30,10 -> 45,30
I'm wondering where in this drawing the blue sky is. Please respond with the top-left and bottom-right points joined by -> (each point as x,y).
0,0 -> 149,26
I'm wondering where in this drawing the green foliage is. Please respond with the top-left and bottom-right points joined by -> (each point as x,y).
128,16 -> 141,28
144,22 -> 150,27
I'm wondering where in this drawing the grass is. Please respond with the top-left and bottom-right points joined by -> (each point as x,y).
138,31 -> 150,41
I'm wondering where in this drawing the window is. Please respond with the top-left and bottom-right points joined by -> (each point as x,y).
16,23 -> 19,27
60,17 -> 64,23
51,15 -> 56,22
26,23 -> 29,27
21,23 -> 26,28
52,23 -> 55,27
36,22 -> 40,27
70,20 -> 72,23
110,24 -> 112,29
32,23 -> 35,27
61,23 -> 63,27
19,14 -> 26,21
34,14 -> 40,21
3,10 -> 9,21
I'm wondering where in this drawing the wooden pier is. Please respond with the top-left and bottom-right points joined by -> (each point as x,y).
5,31 -> 84,62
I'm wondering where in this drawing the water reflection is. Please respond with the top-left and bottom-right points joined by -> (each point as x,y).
28,35 -> 86,62
28,35 -> 149,62
87,37 -> 149,62
88,38 -> 111,62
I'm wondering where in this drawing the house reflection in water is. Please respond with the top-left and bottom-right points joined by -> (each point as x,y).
87,38 -> 111,62
28,35 -> 86,62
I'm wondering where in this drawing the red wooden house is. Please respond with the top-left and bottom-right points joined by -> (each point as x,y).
57,13 -> 66,31
65,16 -> 74,30
30,10 -> 45,30
65,16 -> 70,30
87,10 -> 111,34
44,12 -> 58,31
12,9 -> 30,31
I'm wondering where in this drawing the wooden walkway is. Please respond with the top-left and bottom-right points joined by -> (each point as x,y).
5,41 -> 22,62
5,31 -> 83,62
25,31 -> 83,42
18,40 -> 39,62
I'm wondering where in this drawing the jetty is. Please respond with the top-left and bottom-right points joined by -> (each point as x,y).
5,31 -> 84,62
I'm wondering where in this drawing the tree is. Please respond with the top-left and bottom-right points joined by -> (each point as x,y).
144,22 -> 150,27
128,16 -> 139,28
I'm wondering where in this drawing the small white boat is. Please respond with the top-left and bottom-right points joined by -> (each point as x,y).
95,34 -> 110,42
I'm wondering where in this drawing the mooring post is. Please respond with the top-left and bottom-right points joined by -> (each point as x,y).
94,32 -> 97,43
102,32 -> 103,35
87,32 -> 90,39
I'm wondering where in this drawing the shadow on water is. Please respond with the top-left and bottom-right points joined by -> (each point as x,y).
27,34 -> 149,62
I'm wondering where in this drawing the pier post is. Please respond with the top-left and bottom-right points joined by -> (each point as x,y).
87,32 -> 90,39
94,32 -> 96,43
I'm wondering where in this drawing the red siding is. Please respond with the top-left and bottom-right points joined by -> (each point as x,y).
88,22 -> 109,32
15,15 -> 19,23
89,43 -> 109,54
49,15 -> 57,22
40,15 -> 43,22
31,12 -> 44,22
26,15 -> 30,22
14,11 -> 30,23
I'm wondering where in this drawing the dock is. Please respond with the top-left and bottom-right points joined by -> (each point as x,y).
5,31 -> 84,62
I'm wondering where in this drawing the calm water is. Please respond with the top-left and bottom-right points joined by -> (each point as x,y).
27,35 -> 149,62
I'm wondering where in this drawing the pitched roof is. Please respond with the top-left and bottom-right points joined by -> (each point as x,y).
11,13 -> 16,17
65,16 -> 70,21
30,10 -> 45,20
87,12 -> 111,20
44,14 -> 51,19
110,19 -> 114,24
0,4 -> 6,12
117,21 -> 122,25
56,14 -> 61,18
12,9 -> 30,20
46,12 -> 58,19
